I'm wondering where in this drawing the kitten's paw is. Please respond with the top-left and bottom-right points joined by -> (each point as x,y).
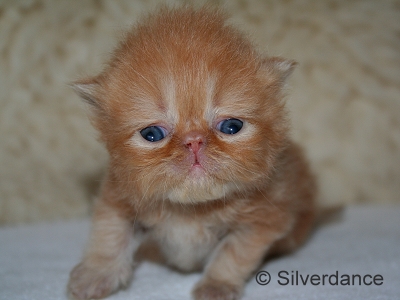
68,261 -> 132,300
192,279 -> 241,300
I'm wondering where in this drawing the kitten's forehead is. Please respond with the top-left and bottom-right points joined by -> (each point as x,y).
151,68 -> 261,131
158,70 -> 217,130
124,60 -> 261,134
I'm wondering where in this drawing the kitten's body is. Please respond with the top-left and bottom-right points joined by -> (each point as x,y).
68,7 -> 316,300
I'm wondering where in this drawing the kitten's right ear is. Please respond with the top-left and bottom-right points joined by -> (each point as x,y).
70,78 -> 102,110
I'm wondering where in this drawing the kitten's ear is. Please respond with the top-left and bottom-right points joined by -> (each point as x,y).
70,77 -> 103,110
261,57 -> 297,83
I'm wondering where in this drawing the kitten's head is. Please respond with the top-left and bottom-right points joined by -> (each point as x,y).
73,7 -> 296,205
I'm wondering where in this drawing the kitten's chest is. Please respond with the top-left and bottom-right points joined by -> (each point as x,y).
144,214 -> 229,271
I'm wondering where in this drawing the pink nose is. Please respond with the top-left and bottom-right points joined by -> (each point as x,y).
184,132 -> 205,154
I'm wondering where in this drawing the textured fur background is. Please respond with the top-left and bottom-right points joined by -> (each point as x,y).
1,0 -> 399,224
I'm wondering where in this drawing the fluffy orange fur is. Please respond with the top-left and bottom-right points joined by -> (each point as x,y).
68,6 -> 316,300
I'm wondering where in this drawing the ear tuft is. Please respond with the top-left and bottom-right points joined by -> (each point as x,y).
70,78 -> 101,109
263,57 -> 298,82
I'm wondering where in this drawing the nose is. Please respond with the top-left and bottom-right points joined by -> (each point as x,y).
184,131 -> 205,154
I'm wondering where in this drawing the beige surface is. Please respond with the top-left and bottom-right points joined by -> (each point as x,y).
1,0 -> 399,224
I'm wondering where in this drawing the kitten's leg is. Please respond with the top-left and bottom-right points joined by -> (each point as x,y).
68,199 -> 137,300
192,227 -> 287,300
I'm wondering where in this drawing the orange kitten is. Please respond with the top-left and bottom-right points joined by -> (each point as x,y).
68,6 -> 316,300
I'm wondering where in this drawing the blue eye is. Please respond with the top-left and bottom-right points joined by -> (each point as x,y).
140,126 -> 167,142
217,118 -> 243,135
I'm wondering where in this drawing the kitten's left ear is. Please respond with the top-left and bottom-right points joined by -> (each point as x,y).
261,57 -> 298,83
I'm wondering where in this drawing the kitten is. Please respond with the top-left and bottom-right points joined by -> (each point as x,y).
68,6 -> 316,300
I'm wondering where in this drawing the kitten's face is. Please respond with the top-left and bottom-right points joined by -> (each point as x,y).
74,9 -> 294,204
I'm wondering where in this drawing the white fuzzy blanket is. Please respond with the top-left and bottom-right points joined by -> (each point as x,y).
0,205 -> 398,299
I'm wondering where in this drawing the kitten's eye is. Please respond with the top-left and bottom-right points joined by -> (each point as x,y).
217,118 -> 243,135
140,126 -> 167,142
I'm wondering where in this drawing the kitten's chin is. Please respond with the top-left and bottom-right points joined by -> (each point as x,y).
166,176 -> 234,204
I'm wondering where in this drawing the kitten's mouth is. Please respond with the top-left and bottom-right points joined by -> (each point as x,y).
188,152 -> 205,173
192,162 -> 202,167
190,162 -> 205,174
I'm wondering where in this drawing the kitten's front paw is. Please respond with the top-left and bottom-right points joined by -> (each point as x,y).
68,261 -> 132,300
192,279 -> 241,300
